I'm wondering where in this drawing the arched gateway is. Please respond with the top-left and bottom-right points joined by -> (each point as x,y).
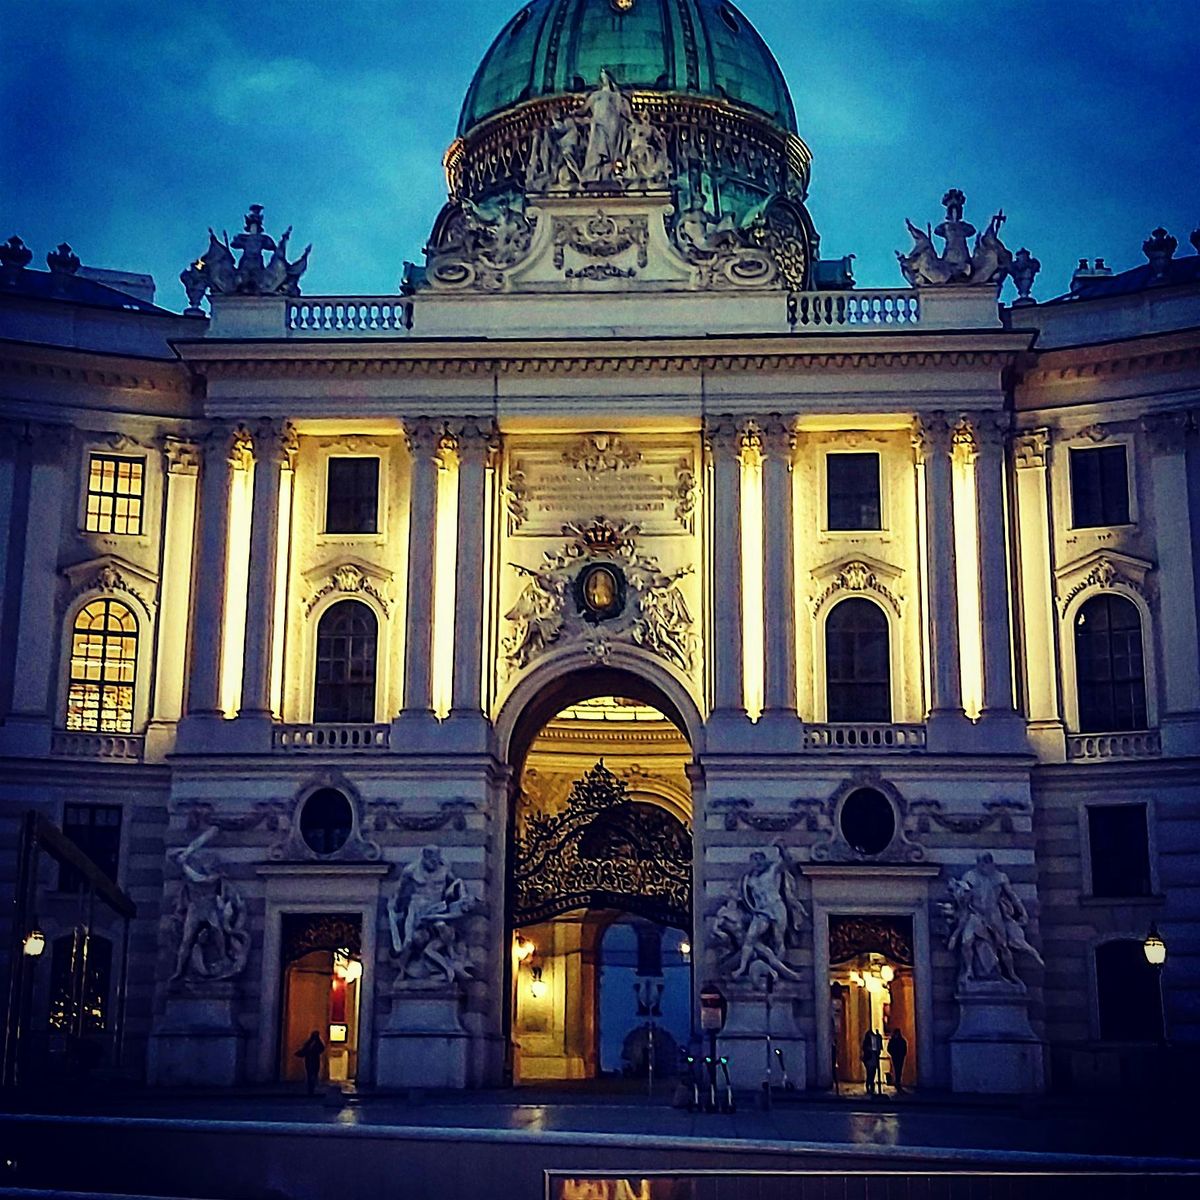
500,662 -> 698,1084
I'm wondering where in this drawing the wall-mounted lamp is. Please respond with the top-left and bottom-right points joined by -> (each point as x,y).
1143,924 -> 1167,968
529,966 -> 548,1000
22,929 -> 45,958
514,933 -> 536,962
880,964 -> 895,983
678,938 -> 692,959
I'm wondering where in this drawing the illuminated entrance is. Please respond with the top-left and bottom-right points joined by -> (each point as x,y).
278,913 -> 363,1085
507,693 -> 694,1084
828,914 -> 917,1091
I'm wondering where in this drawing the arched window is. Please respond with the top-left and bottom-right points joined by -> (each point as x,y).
66,599 -> 137,733
826,598 -> 891,723
1095,939 -> 1163,1041
314,600 -> 378,723
1074,594 -> 1147,732
49,932 -> 113,1033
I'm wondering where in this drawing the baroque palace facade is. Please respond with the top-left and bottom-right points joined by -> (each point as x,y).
2,0 -> 1198,1096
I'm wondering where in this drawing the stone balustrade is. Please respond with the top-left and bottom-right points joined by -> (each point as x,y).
287,298 -> 414,335
273,723 -> 392,751
283,289 -> 921,338
50,730 -> 145,761
789,290 -> 920,328
803,723 -> 927,751
1066,730 -> 1162,761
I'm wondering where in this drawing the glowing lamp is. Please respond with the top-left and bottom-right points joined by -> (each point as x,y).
880,964 -> 895,983
678,939 -> 692,958
342,958 -> 363,985
514,934 -> 535,962
1143,925 -> 1167,968
22,929 -> 45,958
529,966 -> 548,1000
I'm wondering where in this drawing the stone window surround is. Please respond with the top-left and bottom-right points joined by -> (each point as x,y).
298,588 -> 393,725
74,434 -> 162,550
56,585 -> 154,736
1057,431 -> 1140,534
1076,795 -> 1163,902
311,440 -> 392,546
1058,580 -> 1158,736
821,449 -> 887,536
809,590 -> 907,724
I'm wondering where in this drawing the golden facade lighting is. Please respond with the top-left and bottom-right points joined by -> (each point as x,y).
951,423 -> 984,720
269,463 -> 294,719
739,431 -> 765,721
431,439 -> 460,719
220,445 -> 254,718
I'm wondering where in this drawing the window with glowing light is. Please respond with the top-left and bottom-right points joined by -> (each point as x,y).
48,932 -> 112,1033
58,803 -> 122,892
314,600 -> 378,723
84,454 -> 145,535
827,452 -> 881,531
1069,445 -> 1129,528
325,457 -> 380,534
825,598 -> 890,722
1095,939 -> 1163,1041
1074,594 -> 1147,732
1087,803 -> 1152,898
66,598 -> 138,734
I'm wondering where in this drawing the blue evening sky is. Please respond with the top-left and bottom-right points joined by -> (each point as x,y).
3,1 -> 1197,308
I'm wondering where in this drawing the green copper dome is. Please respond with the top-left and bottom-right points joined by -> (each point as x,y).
458,0 -> 797,136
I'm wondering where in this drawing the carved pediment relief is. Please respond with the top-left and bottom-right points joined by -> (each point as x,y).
303,555 -> 393,616
809,554 -> 904,617
60,553 -> 158,612
1055,549 -> 1154,612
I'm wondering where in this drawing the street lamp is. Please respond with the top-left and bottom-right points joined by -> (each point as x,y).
1143,923 -> 1167,1048
1142,924 -> 1166,967
22,929 -> 45,958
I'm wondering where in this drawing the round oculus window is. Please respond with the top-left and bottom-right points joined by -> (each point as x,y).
300,788 -> 354,856
839,787 -> 895,856
575,562 -> 626,624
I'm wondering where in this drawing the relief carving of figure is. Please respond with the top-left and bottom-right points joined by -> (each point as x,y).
946,852 -> 1044,987
710,843 -> 807,985
426,197 -> 536,291
387,846 -> 477,986
628,562 -> 694,670
504,565 -> 569,668
167,826 -> 250,984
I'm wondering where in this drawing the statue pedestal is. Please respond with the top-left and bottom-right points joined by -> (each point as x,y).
375,979 -> 470,1090
148,983 -> 243,1086
717,985 -> 807,1092
950,981 -> 1044,1094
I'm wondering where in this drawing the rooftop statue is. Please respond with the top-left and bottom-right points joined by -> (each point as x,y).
524,70 -> 670,194
181,204 -> 310,312
898,189 -> 1015,288
424,196 -> 536,291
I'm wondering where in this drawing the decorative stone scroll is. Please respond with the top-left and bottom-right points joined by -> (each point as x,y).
303,560 -> 392,617
366,798 -> 477,834
809,557 -> 903,618
503,518 -> 695,674
424,197 -> 536,292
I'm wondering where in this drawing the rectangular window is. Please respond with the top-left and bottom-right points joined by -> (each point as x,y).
1070,445 -> 1129,528
84,454 -> 145,535
58,803 -> 123,892
325,458 -> 380,534
827,453 -> 881,531
1087,803 -> 1151,897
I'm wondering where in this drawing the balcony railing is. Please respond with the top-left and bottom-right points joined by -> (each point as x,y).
273,723 -> 392,752
789,290 -> 920,328
287,298 -> 414,336
50,730 -> 145,761
1067,730 -> 1162,761
803,723 -> 927,751
283,288 -> 921,338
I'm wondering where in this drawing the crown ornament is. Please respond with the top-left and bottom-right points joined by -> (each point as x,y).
564,517 -> 638,557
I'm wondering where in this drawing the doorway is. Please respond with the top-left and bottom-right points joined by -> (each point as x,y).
828,914 -> 917,1092
279,913 -> 362,1084
506,688 -> 694,1086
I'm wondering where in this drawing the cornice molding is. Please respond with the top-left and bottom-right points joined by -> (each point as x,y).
0,341 -> 192,396
1022,328 -> 1200,387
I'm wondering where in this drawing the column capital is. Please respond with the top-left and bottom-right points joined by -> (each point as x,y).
1142,408 -> 1199,456
204,423 -> 253,470
911,411 -> 956,464
453,419 -> 497,466
250,419 -> 298,469
973,411 -> 1010,454
404,417 -> 450,462
951,416 -> 979,465
762,414 -> 798,462
705,415 -> 748,459
1012,428 -> 1050,470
